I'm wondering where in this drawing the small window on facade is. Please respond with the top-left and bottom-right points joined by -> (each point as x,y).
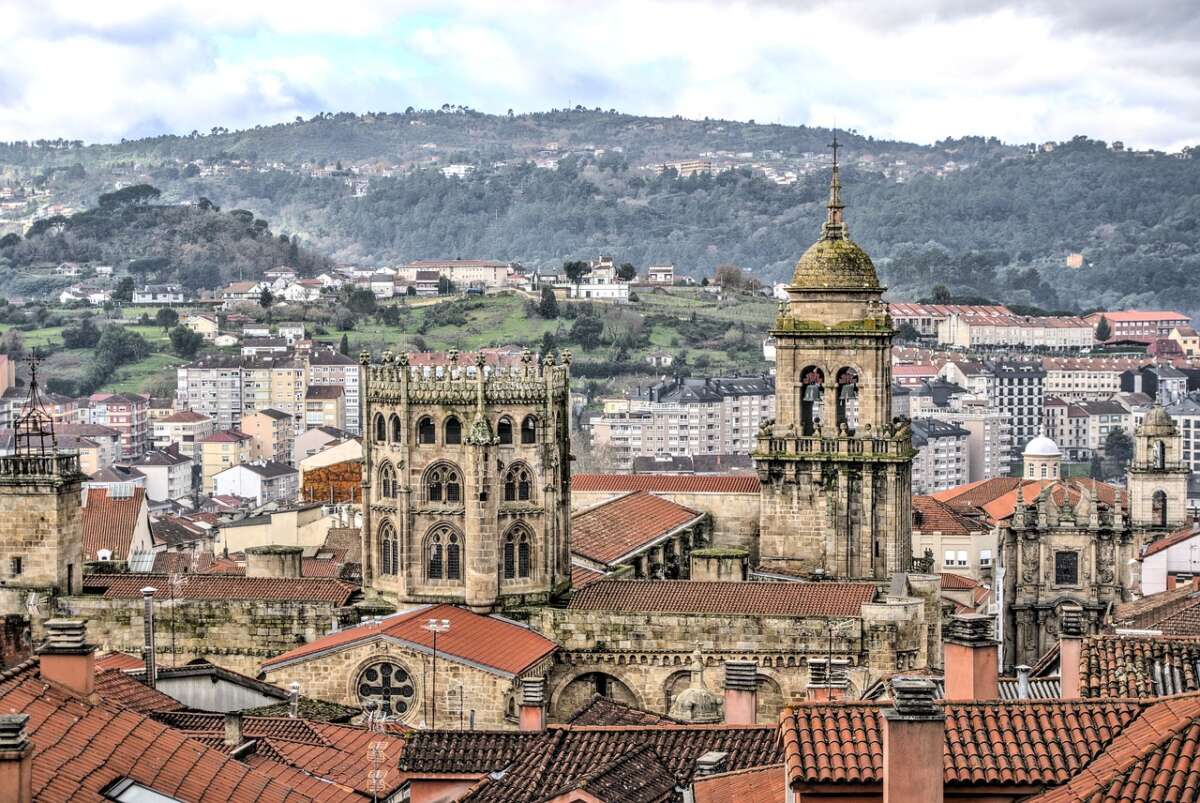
445,417 -> 462,445
1055,551 -> 1079,585
390,414 -> 403,443
521,416 -> 537,444
374,414 -> 387,443
10,556 -> 21,576
498,417 -> 514,445
418,417 -> 436,444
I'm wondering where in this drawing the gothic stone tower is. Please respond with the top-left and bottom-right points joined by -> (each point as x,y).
0,365 -> 86,608
1000,482 -> 1133,669
360,349 -> 571,613
754,142 -> 914,580
1127,405 -> 1189,536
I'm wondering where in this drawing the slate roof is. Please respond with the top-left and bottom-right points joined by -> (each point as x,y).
780,699 -> 1143,788
572,492 -> 704,565
81,486 -> 146,561
99,574 -> 358,604
567,694 -> 681,726
460,724 -> 780,803
1112,585 -> 1200,630
0,660 -> 315,802
397,730 -> 542,774
261,604 -> 556,677
569,579 -> 877,617
574,473 -> 760,494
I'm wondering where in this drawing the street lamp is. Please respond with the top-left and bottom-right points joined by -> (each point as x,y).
422,618 -> 450,729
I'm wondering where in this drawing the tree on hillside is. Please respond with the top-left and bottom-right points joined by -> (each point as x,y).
98,184 -> 160,209
1095,315 -> 1111,342
570,316 -> 604,351
617,262 -> 637,281
112,277 -> 134,303
155,307 -> 179,332
437,275 -> 456,295
538,286 -> 559,319
931,284 -> 952,303
169,325 -> 204,358
62,317 -> 101,349
564,260 -> 591,289
347,288 -> 377,315
259,287 -> 274,323
714,264 -> 747,290
339,333 -> 350,355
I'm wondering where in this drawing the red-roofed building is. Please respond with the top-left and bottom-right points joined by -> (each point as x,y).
261,604 -> 557,731
571,492 -> 707,578
1140,522 -> 1200,594
80,486 -> 152,568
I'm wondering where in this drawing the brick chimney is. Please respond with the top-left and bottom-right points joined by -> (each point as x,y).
1058,604 -> 1085,700
224,712 -> 243,747
882,677 -> 944,803
36,619 -> 95,698
942,614 -> 998,701
141,586 -> 157,688
0,714 -> 32,803
723,660 -> 757,725
518,677 -> 546,733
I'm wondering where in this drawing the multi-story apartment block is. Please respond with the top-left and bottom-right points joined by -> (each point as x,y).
590,376 -> 774,470
197,429 -> 253,494
989,361 -> 1045,451
1121,364 -> 1189,405
241,355 -> 306,426
1086,309 -> 1190,340
152,410 -> 216,458
910,418 -> 970,494
934,396 -> 1012,482
938,312 -> 1093,350
87,393 -> 150,457
1044,396 -> 1090,461
304,385 -> 346,431
887,303 -> 1012,340
1160,397 -> 1200,472
307,349 -> 361,433
56,423 -> 122,471
117,445 -> 193,502
176,354 -> 245,431
1041,356 -> 1142,401
240,408 -> 294,465
1080,400 -> 1132,457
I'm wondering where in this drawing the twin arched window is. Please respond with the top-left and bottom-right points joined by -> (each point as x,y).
503,463 -> 532,502
426,463 -> 462,504
379,462 -> 397,498
503,527 -> 531,580
379,521 -> 398,576
427,525 -> 462,580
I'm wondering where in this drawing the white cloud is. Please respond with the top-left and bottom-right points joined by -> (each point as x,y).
0,0 -> 1195,149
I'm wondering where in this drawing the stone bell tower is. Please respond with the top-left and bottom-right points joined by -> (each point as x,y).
0,358 -> 86,608
1127,405 -> 1189,536
754,138 -> 914,580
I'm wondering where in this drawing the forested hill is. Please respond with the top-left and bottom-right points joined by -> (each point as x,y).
2,109 -> 1199,311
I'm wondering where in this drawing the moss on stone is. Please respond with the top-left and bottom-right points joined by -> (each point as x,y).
790,237 -> 881,290
691,547 -> 749,559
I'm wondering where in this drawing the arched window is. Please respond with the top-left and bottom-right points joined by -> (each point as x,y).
1154,440 -> 1166,470
426,525 -> 462,581
374,414 -> 387,443
445,416 -> 462,445
834,367 -> 859,434
521,416 -> 537,444
497,417 -> 514,445
503,526 -> 532,580
417,416 -> 436,445
425,463 -> 462,504
503,463 -> 533,502
378,462 -> 397,498
1152,490 -> 1168,528
378,521 -> 398,576
390,414 -> 403,443
799,366 -> 825,436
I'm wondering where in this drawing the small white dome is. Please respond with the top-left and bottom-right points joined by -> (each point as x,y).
1024,435 -> 1061,457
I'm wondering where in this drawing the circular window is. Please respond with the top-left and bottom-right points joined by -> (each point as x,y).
356,661 -> 416,718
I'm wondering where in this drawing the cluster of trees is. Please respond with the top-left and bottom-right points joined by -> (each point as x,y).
50,322 -> 149,395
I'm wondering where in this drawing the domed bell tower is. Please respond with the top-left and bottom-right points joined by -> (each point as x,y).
754,137 -> 915,580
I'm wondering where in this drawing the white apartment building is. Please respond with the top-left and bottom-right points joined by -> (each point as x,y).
307,349 -> 361,434
151,410 -> 216,458
117,445 -> 193,502
590,376 -> 775,470
1163,397 -> 1200,472
1042,356 -> 1142,401
939,312 -> 1093,350
1085,310 -> 1191,340
933,398 -> 1013,482
395,259 -> 512,287
910,418 -> 970,494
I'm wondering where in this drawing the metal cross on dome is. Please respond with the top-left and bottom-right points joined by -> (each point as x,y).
829,132 -> 841,167
14,351 -> 56,456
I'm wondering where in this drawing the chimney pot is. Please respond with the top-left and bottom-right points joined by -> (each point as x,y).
883,677 -> 944,803
0,714 -> 33,803
37,619 -> 95,698
518,677 -> 546,732
723,660 -> 757,725
288,682 -> 300,718
942,614 -> 999,701
694,751 -> 728,778
1015,665 -> 1032,700
224,712 -> 243,747
1058,603 -> 1085,699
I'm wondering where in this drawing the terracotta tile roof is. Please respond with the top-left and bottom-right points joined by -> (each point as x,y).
932,477 -> 1022,511
300,557 -> 342,578
693,764 -> 785,803
261,604 -> 556,677
573,473 -> 760,494
95,651 -> 145,672
1113,586 -> 1200,630
81,486 -> 147,561
572,492 -> 703,565
569,579 -> 877,617
0,660 -> 316,802
913,495 -> 984,535
1156,598 -> 1200,636
780,699 -> 1143,788
461,724 -> 780,802
1077,634 -> 1200,698
99,574 -> 358,604
567,694 -> 681,726
1142,523 -> 1199,557
238,756 -> 361,803
571,563 -> 607,589
546,743 -> 676,803
1025,694 -> 1200,802
397,730 -> 542,774
160,410 -> 212,422
93,668 -> 186,714
940,572 -> 980,590
200,428 -> 252,443
161,714 -> 407,799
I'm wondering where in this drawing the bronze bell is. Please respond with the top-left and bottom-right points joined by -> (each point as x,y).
803,383 -> 823,402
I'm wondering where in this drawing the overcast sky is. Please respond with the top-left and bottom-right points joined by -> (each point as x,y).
1,1 -> 1197,150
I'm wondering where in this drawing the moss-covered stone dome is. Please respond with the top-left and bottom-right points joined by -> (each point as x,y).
791,235 -> 880,290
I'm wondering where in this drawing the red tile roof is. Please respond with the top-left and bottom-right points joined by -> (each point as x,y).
913,495 -> 984,536
1142,523 -> 1199,557
572,492 -> 703,565
571,564 -> 606,590
0,660 -> 315,802
160,410 -> 212,423
573,473 -> 760,494
300,557 -> 342,578
780,699 -> 1144,788
95,651 -> 145,672
567,694 -> 680,726
939,572 -> 980,591
569,580 -> 877,617
99,574 -> 358,604
1113,585 -> 1200,630
200,429 -> 252,443
261,604 -> 556,677
81,486 -> 147,561
1156,598 -> 1200,636
1077,634 -> 1200,698
693,764 -> 784,803
93,668 -> 186,714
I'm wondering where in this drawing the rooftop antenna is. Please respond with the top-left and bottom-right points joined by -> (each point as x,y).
14,350 -> 56,456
